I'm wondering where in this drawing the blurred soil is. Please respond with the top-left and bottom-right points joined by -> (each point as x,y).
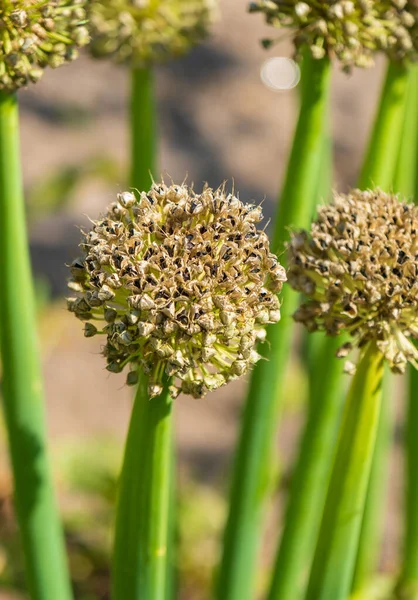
0,0 -> 405,598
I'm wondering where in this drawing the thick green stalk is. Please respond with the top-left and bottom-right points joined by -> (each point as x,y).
397,65 -> 418,596
272,57 -> 331,249
359,60 -> 409,189
305,343 -> 384,600
267,335 -> 345,600
129,67 -> 174,600
111,374 -> 172,600
0,91 -> 72,599
315,118 -> 333,206
130,67 -> 156,191
351,370 -> 392,592
303,87 -> 333,380
269,97 -> 338,600
165,438 -> 177,600
393,66 -> 418,198
416,67 -> 418,204
351,60 -> 410,592
216,55 -> 331,600
400,369 -> 418,595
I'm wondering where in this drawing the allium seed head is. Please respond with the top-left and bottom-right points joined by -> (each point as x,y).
0,0 -> 89,92
288,189 -> 418,373
67,183 -> 286,398
249,0 -> 418,70
87,0 -> 217,67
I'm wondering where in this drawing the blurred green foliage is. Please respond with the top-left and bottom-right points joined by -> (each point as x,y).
0,437 -> 227,600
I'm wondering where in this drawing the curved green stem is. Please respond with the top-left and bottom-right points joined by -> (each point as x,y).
351,370 -> 392,592
272,56 -> 331,249
351,60 -> 410,593
216,55 -> 331,600
130,67 -> 156,191
0,91 -> 72,600
397,65 -> 418,598
111,374 -> 172,600
305,343 -> 384,600
267,335 -> 345,600
393,66 -> 418,199
398,367 -> 418,597
359,60 -> 409,189
266,81 -> 335,600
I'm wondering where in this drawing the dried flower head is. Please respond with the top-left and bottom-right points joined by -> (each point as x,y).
0,0 -> 89,92
288,189 -> 418,373
249,0 -> 418,70
68,183 -> 286,398
87,0 -> 217,67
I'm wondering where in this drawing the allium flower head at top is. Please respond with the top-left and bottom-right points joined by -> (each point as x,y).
87,0 -> 217,67
67,183 -> 286,399
288,189 -> 418,373
0,0 -> 89,92
249,0 -> 418,70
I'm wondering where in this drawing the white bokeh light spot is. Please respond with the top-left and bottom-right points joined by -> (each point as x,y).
260,57 -> 301,91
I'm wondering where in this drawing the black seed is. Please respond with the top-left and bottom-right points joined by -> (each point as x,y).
397,250 -> 408,265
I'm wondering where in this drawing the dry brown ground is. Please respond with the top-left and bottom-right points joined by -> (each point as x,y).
0,1 -> 405,598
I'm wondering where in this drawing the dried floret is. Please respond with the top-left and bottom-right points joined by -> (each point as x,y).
288,189 -> 418,373
68,183 -> 286,398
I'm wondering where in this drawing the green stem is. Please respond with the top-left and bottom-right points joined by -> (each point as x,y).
216,55 -> 331,600
416,67 -> 418,204
267,335 -> 345,600
272,56 -> 331,249
351,60 -> 410,592
165,439 -> 177,600
399,368 -> 418,596
393,65 -> 418,199
314,108 -> 333,207
397,65 -> 418,597
359,60 -> 409,189
0,91 -> 72,599
305,343 -> 384,600
111,374 -> 172,600
130,66 -> 156,191
351,369 -> 392,592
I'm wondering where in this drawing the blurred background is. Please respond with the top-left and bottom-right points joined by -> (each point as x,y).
0,1 -> 401,599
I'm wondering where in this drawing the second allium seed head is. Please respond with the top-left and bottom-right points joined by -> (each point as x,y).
288,189 -> 418,373
68,183 -> 286,398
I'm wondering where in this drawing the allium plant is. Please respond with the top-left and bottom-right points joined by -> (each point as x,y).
86,0 -> 217,191
0,2 -> 88,599
250,0 -> 418,70
67,182 -> 286,600
0,0 -> 89,91
286,189 -> 418,600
